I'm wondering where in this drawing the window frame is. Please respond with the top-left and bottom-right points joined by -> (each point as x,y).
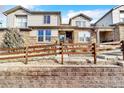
16,15 -> 27,28
44,15 -> 51,24
78,31 -> 91,43
37,29 -> 51,43
75,21 -> 86,27
120,11 -> 124,22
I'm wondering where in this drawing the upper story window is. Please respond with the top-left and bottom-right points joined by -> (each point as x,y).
75,21 -> 86,27
44,15 -> 50,24
120,11 -> 124,22
38,29 -> 51,42
16,15 -> 27,28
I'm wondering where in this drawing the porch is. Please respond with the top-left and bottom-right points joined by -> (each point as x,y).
96,27 -> 114,43
59,30 -> 74,43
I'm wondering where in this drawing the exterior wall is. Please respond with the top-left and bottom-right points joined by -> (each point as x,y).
28,14 -> 60,26
113,26 -> 120,41
7,9 -> 29,28
99,31 -> 114,42
0,31 -> 6,46
20,31 -> 31,46
28,29 -> 59,45
0,65 -> 123,88
91,30 -> 96,43
96,28 -> 114,43
95,12 -> 113,27
96,6 -> 124,27
70,16 -> 91,27
118,25 -> 124,41
6,9 -> 60,28
112,6 -> 124,24
73,29 -> 96,43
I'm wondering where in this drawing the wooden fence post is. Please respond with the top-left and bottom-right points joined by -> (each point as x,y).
121,40 -> 124,60
60,42 -> 64,64
55,41 -> 57,56
25,46 -> 28,64
91,43 -> 96,64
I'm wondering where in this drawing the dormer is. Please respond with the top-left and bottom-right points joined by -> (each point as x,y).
69,13 -> 92,27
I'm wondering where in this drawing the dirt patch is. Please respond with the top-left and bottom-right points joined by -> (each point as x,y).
0,56 -> 119,66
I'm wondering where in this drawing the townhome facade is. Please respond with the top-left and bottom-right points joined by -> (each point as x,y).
0,5 -> 124,46
0,6 -> 96,46
95,5 -> 124,43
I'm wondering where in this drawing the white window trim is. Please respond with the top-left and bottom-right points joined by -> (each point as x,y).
44,15 -> 51,24
75,21 -> 86,27
78,31 -> 91,43
15,15 -> 27,28
37,29 -> 52,43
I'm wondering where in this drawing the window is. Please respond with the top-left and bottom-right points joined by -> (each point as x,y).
78,31 -> 91,42
75,21 -> 86,27
120,11 -> 124,22
38,30 -> 44,42
76,21 -> 81,27
16,15 -> 27,27
44,15 -> 50,24
45,29 -> 51,42
38,29 -> 51,42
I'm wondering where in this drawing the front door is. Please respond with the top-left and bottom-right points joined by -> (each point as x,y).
66,31 -> 73,43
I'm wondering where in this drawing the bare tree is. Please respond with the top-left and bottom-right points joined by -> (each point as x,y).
1,28 -> 24,48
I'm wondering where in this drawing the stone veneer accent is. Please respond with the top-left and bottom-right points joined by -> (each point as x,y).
0,31 -> 5,46
119,26 -> 124,41
0,65 -> 124,88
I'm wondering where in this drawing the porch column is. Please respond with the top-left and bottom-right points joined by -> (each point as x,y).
97,30 -> 100,44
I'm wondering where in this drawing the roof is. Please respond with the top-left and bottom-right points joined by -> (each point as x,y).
28,25 -> 94,30
110,22 -> 124,26
31,11 -> 61,15
3,6 -> 30,15
69,13 -> 92,24
3,6 -> 61,16
94,5 -> 124,25
0,28 -> 32,31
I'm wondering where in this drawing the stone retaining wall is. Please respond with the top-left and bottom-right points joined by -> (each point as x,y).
0,65 -> 124,88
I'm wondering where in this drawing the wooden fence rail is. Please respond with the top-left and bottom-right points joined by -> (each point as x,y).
0,42 -> 122,64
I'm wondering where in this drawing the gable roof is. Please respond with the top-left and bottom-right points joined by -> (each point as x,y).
69,13 -> 92,24
3,6 -> 31,15
3,6 -> 61,16
94,5 -> 124,25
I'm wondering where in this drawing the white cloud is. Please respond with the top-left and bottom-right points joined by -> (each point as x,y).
62,9 -> 109,24
21,5 -> 35,10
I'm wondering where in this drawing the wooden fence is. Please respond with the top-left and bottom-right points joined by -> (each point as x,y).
0,41 -> 122,64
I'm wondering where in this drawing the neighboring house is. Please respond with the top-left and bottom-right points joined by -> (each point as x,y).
0,6 -> 96,46
95,5 -> 124,43
0,5 -> 124,46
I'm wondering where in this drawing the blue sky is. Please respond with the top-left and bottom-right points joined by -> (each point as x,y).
0,5 -> 116,27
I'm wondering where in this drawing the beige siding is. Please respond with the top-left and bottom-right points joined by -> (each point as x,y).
6,9 -> 60,28
119,26 -> 124,41
71,16 -> 91,27
100,31 -> 114,42
73,29 -> 95,43
95,12 -> 113,27
96,6 -> 124,26
7,9 -> 29,28
112,6 -> 124,24
28,14 -> 60,26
